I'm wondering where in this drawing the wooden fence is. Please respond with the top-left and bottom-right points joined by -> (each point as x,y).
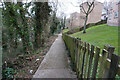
62,33 -> 120,79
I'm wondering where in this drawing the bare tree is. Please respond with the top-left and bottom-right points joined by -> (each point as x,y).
80,0 -> 95,33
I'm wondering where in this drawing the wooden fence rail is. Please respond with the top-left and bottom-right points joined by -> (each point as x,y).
62,33 -> 120,79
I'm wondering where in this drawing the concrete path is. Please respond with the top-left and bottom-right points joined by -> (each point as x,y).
33,34 -> 77,78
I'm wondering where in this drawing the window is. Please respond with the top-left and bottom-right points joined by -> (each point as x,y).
114,12 -> 118,18
108,12 -> 112,20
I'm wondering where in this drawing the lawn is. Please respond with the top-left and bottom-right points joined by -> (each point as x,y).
63,29 -> 69,33
70,24 -> 119,55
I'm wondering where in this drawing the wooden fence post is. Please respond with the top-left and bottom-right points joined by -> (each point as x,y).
91,47 -> 100,78
87,45 -> 94,78
71,37 -> 74,56
72,37 -> 77,71
74,38 -> 76,71
78,40 -> 83,78
74,38 -> 78,71
103,45 -> 115,78
75,39 -> 78,70
62,34 -> 120,79
107,54 -> 120,79
98,49 -> 108,78
76,38 -> 81,75
104,45 -> 115,60
80,42 -> 86,78
84,43 -> 90,78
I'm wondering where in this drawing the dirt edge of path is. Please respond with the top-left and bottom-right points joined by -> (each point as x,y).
13,35 -> 58,78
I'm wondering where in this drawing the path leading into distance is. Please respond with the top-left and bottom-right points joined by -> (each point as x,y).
33,34 -> 77,79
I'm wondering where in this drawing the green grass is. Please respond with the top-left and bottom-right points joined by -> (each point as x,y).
70,24 -> 119,55
63,29 -> 69,33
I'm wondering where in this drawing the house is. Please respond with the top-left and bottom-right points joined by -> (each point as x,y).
69,12 -> 81,29
86,1 -> 103,24
67,1 -> 103,29
101,0 -> 109,20
107,0 -> 120,26
65,18 -> 71,29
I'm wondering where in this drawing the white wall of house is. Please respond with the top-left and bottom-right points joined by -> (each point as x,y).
107,0 -> 120,26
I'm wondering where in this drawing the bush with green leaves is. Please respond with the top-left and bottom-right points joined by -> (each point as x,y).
2,67 -> 15,79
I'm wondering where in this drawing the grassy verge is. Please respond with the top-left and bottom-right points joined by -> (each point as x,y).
63,29 -> 69,33
70,24 -> 119,55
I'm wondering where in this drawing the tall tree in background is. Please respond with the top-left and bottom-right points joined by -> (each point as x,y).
50,1 -> 59,34
63,16 -> 66,29
33,2 -> 52,48
60,16 -> 66,30
60,12 -> 66,30
2,2 -> 20,53
2,1 -> 53,78
18,2 -> 30,53
50,12 -> 59,34
80,0 -> 95,33
2,1 -> 52,55
2,2 -> 35,54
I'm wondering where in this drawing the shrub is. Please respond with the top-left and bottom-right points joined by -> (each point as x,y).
2,67 -> 15,79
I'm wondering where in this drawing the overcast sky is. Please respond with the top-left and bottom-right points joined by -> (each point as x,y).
0,0 -> 110,18
56,0 -> 110,18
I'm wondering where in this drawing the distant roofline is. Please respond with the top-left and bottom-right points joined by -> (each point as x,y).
70,12 -> 79,15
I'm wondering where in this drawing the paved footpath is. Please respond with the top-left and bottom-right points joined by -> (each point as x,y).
33,34 -> 77,78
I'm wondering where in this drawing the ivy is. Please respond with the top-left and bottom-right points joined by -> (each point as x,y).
2,67 -> 15,79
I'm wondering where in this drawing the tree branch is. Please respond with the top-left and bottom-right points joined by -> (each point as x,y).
87,2 -> 91,7
88,3 -> 94,14
80,5 -> 87,14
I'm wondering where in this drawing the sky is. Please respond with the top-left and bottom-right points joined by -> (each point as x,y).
56,0 -> 110,18
0,0 -> 110,18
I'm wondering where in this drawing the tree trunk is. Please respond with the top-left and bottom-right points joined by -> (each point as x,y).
14,36 -> 17,49
34,21 -> 42,49
83,15 -> 88,33
21,35 -> 27,53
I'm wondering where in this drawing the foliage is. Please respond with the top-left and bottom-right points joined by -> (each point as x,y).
2,1 -> 53,55
50,15 -> 66,34
2,1 -> 60,78
61,16 -> 66,30
2,67 -> 15,79
2,2 -> 31,55
70,24 -> 118,55
50,17 -> 60,34
32,2 -> 52,48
